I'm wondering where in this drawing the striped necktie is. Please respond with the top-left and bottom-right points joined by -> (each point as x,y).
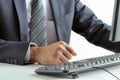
30,0 -> 47,46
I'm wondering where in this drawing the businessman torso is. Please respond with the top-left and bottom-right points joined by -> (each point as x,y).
0,0 -> 114,65
0,0 -> 76,43
0,0 -> 77,64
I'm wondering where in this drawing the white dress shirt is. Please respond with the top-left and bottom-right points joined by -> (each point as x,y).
25,0 -> 58,62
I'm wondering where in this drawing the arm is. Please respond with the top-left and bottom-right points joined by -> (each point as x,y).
0,39 -> 29,65
0,39 -> 76,66
72,0 -> 120,53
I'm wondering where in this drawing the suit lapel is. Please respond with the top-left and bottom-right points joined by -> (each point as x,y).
13,0 -> 29,41
50,0 -> 64,41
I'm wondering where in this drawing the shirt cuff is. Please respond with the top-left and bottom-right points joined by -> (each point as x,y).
24,42 -> 38,63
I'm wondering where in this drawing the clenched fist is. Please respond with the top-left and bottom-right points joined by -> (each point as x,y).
30,41 -> 77,66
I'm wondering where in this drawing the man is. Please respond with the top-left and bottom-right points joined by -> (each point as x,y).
0,0 -> 120,65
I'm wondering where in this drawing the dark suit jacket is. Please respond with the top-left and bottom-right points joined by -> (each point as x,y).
0,0 -> 120,65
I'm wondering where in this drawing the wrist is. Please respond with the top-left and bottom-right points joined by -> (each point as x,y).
30,46 -> 38,62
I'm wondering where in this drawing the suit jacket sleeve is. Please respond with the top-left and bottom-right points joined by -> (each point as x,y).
72,0 -> 120,53
0,39 -> 29,65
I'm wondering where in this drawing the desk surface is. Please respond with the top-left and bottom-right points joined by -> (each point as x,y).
0,49 -> 119,80
0,63 -> 120,80
1,35 -> 119,80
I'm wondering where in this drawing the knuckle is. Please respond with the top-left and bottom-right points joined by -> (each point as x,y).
57,45 -> 62,50
58,41 -> 65,45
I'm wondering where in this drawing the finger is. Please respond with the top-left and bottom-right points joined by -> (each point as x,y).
59,45 -> 72,59
66,45 -> 77,56
59,52 -> 69,63
62,42 -> 77,56
58,59 -> 63,64
53,58 -> 63,65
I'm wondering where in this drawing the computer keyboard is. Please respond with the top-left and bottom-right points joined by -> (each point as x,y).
35,53 -> 120,79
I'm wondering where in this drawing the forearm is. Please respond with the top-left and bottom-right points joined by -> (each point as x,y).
0,39 -> 29,65
72,0 -> 120,52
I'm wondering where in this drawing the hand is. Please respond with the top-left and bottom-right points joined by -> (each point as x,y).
30,41 -> 77,66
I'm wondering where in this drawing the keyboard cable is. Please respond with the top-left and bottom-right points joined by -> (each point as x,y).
93,67 -> 120,80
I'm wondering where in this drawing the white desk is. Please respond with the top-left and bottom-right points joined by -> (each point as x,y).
0,62 -> 120,80
1,33 -> 120,80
